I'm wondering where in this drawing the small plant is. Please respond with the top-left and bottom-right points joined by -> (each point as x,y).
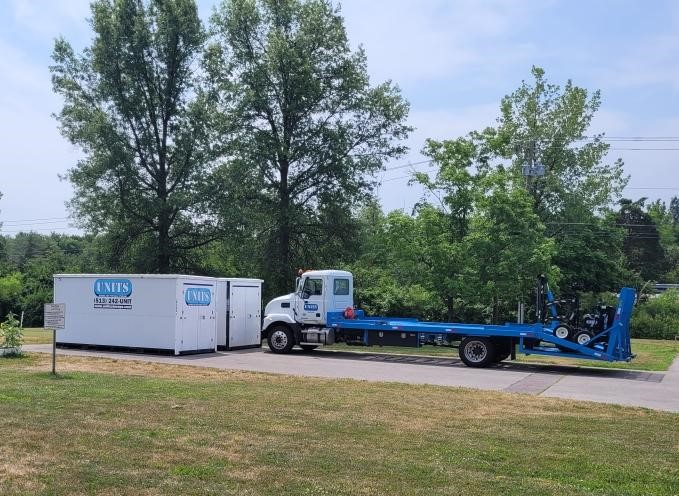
0,312 -> 24,356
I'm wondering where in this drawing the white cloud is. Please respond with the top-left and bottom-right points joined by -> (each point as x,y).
0,35 -> 79,234
601,33 -> 679,90
589,109 -> 633,137
596,4 -> 679,91
0,38 -> 48,96
340,0 -> 545,86
9,0 -> 91,38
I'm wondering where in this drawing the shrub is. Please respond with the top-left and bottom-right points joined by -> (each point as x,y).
0,312 -> 24,355
630,290 -> 679,340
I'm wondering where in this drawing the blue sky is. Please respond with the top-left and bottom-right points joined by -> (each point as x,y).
1,0 -> 678,235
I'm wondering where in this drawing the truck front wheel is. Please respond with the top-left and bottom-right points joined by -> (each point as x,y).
459,337 -> 496,368
268,325 -> 295,354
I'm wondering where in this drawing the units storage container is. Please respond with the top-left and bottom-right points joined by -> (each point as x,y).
215,278 -> 263,350
53,274 -> 218,355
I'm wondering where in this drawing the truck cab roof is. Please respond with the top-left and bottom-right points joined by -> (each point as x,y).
301,270 -> 352,278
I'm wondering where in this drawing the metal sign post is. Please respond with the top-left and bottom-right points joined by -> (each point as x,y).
44,303 -> 65,376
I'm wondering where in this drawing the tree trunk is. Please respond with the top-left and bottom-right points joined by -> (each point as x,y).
157,218 -> 171,274
157,168 -> 171,273
275,158 -> 292,295
446,296 -> 454,322
493,295 -> 502,324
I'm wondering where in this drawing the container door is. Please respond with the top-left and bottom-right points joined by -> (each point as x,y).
197,303 -> 215,351
229,286 -> 246,347
244,286 -> 261,346
180,293 -> 199,352
181,284 -> 214,352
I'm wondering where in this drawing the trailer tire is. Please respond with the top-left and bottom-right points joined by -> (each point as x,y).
459,337 -> 496,368
268,325 -> 295,354
300,345 -> 318,352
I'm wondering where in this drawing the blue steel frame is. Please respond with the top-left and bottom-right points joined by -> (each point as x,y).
326,287 -> 636,363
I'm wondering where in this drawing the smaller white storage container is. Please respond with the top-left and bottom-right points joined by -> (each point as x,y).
215,278 -> 263,350
53,274 -> 218,355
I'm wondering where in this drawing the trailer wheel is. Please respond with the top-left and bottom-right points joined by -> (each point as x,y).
459,337 -> 496,368
300,345 -> 318,352
574,330 -> 593,345
268,325 -> 294,354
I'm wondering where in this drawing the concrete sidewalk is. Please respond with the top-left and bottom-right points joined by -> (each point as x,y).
24,344 -> 679,413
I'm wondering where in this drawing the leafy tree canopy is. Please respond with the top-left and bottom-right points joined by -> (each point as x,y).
51,0 -> 220,273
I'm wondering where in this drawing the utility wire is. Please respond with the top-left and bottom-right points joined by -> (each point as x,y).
0,216 -> 69,224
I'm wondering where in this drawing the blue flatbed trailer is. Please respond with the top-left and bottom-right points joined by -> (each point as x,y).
326,287 -> 636,367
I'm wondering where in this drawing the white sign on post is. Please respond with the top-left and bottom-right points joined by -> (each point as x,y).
44,303 -> 65,329
44,303 -> 65,376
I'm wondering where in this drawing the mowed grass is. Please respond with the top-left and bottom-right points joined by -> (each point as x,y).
322,338 -> 679,371
21,328 -> 53,345
1,354 -> 678,495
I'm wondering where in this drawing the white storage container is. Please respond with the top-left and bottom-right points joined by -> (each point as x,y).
53,274 -> 218,355
215,278 -> 263,350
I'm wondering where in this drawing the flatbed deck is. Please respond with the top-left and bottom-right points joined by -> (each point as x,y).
327,287 -> 636,364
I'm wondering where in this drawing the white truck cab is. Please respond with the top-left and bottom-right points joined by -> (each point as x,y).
262,270 -> 353,352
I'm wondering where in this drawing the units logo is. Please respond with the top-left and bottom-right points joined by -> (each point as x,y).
185,287 -> 212,306
94,278 -> 133,309
304,303 -> 319,311
94,279 -> 132,297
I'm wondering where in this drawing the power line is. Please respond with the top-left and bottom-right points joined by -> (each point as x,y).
380,137 -> 679,173
610,148 -> 679,151
1,227 -> 78,234
1,220 -> 74,227
383,159 -> 433,172
0,216 -> 69,223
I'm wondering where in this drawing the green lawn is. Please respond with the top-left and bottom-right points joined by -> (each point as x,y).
322,338 -> 679,371
21,328 -> 53,345
0,353 -> 677,496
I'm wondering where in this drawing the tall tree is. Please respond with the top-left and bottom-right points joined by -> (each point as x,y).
208,0 -> 411,294
669,196 -> 679,225
616,198 -> 666,281
489,66 -> 627,219
51,0 -> 219,273
417,67 -> 629,294
466,170 -> 554,322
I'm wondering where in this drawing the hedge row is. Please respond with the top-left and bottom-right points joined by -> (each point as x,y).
630,290 -> 679,340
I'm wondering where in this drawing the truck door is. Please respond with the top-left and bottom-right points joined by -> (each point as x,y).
296,276 -> 325,325
331,277 -> 352,312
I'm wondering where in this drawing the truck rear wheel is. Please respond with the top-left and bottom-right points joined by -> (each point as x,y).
268,325 -> 294,354
459,337 -> 496,368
